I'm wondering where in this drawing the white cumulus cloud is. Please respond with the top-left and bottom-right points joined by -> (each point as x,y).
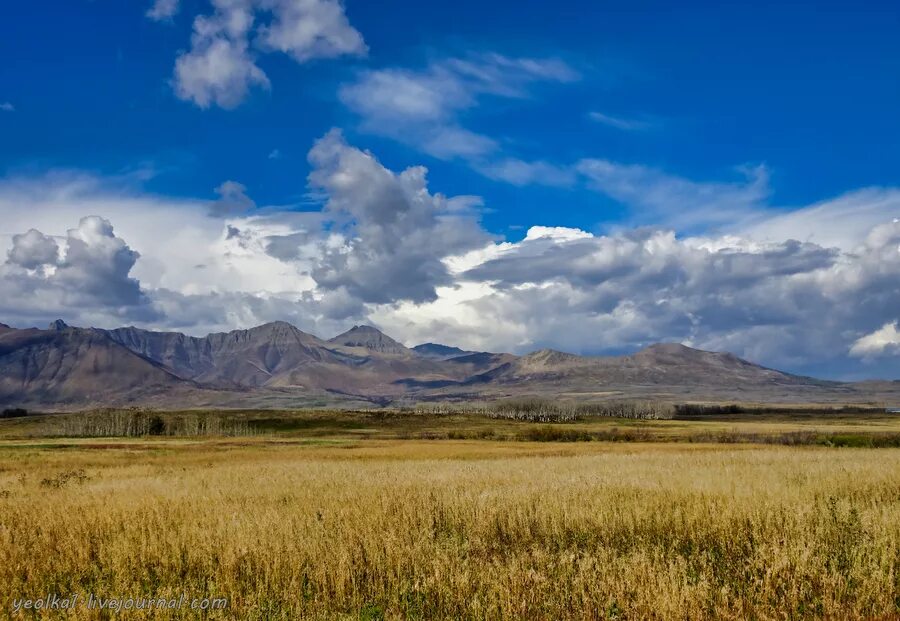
169,0 -> 365,109
7,229 -> 59,271
256,0 -> 367,62
851,322 -> 900,358
306,129 -> 491,307
1,216 -> 156,325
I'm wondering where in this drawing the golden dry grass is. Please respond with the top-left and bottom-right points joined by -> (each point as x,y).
1,439 -> 899,619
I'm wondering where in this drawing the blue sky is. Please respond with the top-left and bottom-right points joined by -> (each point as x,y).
1,0 -> 900,378
4,0 -> 899,232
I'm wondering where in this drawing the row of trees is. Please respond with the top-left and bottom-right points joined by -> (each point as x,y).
51,410 -> 255,437
416,398 -> 676,421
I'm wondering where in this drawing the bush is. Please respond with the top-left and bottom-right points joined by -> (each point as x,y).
673,404 -> 887,418
147,415 -> 167,436
1,408 -> 28,418
519,427 -> 593,442
675,404 -> 744,417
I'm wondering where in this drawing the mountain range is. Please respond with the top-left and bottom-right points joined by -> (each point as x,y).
0,320 -> 894,409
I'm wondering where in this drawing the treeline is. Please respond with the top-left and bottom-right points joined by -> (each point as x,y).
51,409 -> 254,438
417,398 -> 675,421
415,400 -> 891,422
673,403 -> 887,418
515,428 -> 900,447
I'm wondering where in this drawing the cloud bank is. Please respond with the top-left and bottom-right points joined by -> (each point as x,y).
1,135 -> 899,379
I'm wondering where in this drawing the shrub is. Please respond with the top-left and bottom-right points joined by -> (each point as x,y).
147,414 -> 167,436
675,404 -> 744,417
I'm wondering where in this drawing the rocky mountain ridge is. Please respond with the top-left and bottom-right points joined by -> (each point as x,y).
0,319 -> 888,409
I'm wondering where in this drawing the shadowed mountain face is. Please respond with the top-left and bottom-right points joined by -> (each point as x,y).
0,324 -> 190,406
412,343 -> 475,360
103,321 -> 341,387
0,320 -> 889,409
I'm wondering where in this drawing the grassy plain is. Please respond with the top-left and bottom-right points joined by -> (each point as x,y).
1,410 -> 900,619
4,408 -> 900,444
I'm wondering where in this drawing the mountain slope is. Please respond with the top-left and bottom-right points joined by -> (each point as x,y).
0,324 -> 193,406
475,343 -> 828,387
436,342 -> 846,402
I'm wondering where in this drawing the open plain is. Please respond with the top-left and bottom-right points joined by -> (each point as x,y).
1,410 -> 899,620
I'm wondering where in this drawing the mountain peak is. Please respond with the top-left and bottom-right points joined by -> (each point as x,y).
214,321 -> 324,348
349,324 -> 379,333
633,342 -> 732,362
251,320 -> 301,334
639,342 -> 697,354
527,348 -> 577,359
48,319 -> 70,331
264,320 -> 295,328
329,325 -> 410,355
518,349 -> 582,369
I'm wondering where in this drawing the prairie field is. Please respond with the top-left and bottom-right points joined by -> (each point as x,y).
1,411 -> 900,619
